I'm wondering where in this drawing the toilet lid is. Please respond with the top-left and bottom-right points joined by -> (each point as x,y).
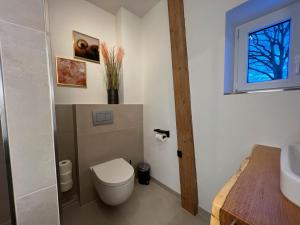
91,158 -> 134,187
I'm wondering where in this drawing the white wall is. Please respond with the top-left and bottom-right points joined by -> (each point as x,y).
48,0 -> 116,104
142,0 -> 180,193
48,0 -> 144,104
116,8 -> 143,104
184,0 -> 300,212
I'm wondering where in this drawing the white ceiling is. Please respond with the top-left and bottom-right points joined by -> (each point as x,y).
86,0 -> 161,17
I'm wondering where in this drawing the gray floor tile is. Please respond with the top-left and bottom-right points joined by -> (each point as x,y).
62,181 -> 210,225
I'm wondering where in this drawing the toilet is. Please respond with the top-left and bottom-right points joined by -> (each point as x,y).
90,158 -> 135,206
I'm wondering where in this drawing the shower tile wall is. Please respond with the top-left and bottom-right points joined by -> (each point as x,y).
75,104 -> 143,205
0,128 -> 11,225
0,0 -> 60,224
55,105 -> 78,205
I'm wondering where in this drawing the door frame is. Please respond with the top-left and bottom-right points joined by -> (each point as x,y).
44,0 -> 63,222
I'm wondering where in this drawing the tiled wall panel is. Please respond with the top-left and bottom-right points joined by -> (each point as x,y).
0,0 -> 60,224
75,104 -> 143,204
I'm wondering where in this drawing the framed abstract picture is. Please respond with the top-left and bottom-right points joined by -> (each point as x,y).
56,57 -> 87,88
73,31 -> 100,63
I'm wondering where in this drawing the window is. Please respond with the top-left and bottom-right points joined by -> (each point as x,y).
234,2 -> 300,92
247,20 -> 290,84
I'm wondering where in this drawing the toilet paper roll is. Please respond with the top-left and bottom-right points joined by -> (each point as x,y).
60,171 -> 72,183
60,180 -> 73,193
59,160 -> 72,174
155,133 -> 167,142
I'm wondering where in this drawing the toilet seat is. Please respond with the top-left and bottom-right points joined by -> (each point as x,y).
91,158 -> 134,187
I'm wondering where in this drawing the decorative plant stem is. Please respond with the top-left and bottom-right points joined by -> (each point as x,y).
100,42 -> 124,91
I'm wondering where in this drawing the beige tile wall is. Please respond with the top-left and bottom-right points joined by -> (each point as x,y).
55,105 -> 78,205
0,0 -> 60,224
75,104 -> 143,205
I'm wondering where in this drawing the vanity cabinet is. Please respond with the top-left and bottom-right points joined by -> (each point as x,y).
210,145 -> 300,225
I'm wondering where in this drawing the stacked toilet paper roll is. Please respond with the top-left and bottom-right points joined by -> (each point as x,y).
59,160 -> 73,192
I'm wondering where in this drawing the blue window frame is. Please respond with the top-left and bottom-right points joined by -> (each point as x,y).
247,20 -> 291,84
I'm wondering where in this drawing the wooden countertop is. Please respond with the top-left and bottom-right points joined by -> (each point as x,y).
211,145 -> 300,225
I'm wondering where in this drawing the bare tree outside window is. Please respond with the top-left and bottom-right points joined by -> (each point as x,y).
247,20 -> 291,83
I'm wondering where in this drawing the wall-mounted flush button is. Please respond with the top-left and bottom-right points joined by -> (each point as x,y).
96,112 -> 105,121
92,111 -> 113,126
105,112 -> 112,121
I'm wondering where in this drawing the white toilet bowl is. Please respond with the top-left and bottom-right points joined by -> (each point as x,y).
90,158 -> 135,206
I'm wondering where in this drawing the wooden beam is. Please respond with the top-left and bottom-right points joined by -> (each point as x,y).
167,0 -> 199,215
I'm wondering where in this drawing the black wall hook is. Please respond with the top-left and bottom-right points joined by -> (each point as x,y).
154,129 -> 170,138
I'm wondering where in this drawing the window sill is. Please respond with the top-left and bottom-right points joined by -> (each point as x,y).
224,87 -> 300,95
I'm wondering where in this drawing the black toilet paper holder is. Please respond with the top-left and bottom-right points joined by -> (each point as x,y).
154,129 -> 170,138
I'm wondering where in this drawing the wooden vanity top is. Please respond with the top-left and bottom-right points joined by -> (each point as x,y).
211,145 -> 300,225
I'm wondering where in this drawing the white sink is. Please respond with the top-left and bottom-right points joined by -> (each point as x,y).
280,144 -> 300,207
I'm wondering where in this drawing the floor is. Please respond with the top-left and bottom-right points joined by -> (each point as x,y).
62,181 -> 210,225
